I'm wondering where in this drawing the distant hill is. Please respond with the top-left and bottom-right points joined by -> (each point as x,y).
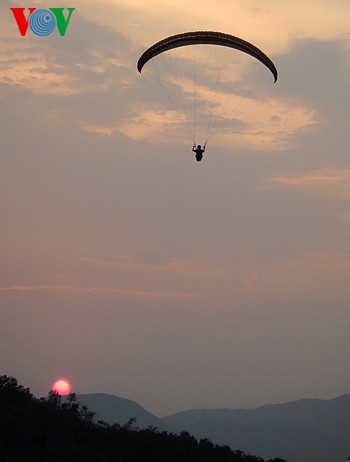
163,394 -> 350,462
1,375 -> 274,462
76,393 -> 171,430
76,392 -> 350,462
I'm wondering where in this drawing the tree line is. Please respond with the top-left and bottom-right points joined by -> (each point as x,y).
0,375 -> 287,462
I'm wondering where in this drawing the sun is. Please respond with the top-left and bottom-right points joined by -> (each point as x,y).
52,378 -> 71,395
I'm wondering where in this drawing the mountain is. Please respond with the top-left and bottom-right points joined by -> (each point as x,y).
163,394 -> 350,462
76,393 -> 350,462
76,393 -> 170,430
0,376 -> 275,462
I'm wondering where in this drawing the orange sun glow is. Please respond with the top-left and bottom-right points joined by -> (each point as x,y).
52,378 -> 71,395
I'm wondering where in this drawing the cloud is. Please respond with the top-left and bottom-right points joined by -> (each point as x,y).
80,123 -> 122,137
0,51 -> 79,95
82,254 -> 187,271
1,6 -> 134,98
73,0 -> 350,58
268,168 -> 350,199
119,107 -> 191,144
0,284 -> 203,299
122,100 -> 317,150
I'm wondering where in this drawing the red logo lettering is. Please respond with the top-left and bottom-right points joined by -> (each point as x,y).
10,8 -> 36,36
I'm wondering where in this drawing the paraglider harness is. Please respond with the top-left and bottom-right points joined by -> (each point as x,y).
192,142 -> 206,162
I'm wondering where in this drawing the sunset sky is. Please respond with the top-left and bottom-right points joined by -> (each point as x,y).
1,0 -> 350,416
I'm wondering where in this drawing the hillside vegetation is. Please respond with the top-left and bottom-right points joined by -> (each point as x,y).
0,375 -> 286,462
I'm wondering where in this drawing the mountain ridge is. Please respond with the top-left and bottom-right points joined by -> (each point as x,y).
76,392 -> 350,462
76,392 -> 169,430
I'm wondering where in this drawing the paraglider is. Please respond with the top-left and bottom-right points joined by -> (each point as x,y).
192,143 -> 206,162
137,31 -> 277,81
137,31 -> 278,161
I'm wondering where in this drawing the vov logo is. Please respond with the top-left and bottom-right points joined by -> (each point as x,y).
10,8 -> 75,37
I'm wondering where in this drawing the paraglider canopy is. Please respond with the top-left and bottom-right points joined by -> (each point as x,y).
136,31 -> 278,151
137,31 -> 278,82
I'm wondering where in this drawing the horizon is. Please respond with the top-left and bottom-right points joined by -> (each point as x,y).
1,0 -> 350,417
35,384 -> 350,417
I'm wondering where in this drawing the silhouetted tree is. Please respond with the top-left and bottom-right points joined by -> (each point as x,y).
0,375 -> 288,462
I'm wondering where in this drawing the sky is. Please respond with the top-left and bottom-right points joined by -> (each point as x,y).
1,0 -> 350,417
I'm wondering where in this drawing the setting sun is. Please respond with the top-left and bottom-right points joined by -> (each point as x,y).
52,378 -> 71,395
